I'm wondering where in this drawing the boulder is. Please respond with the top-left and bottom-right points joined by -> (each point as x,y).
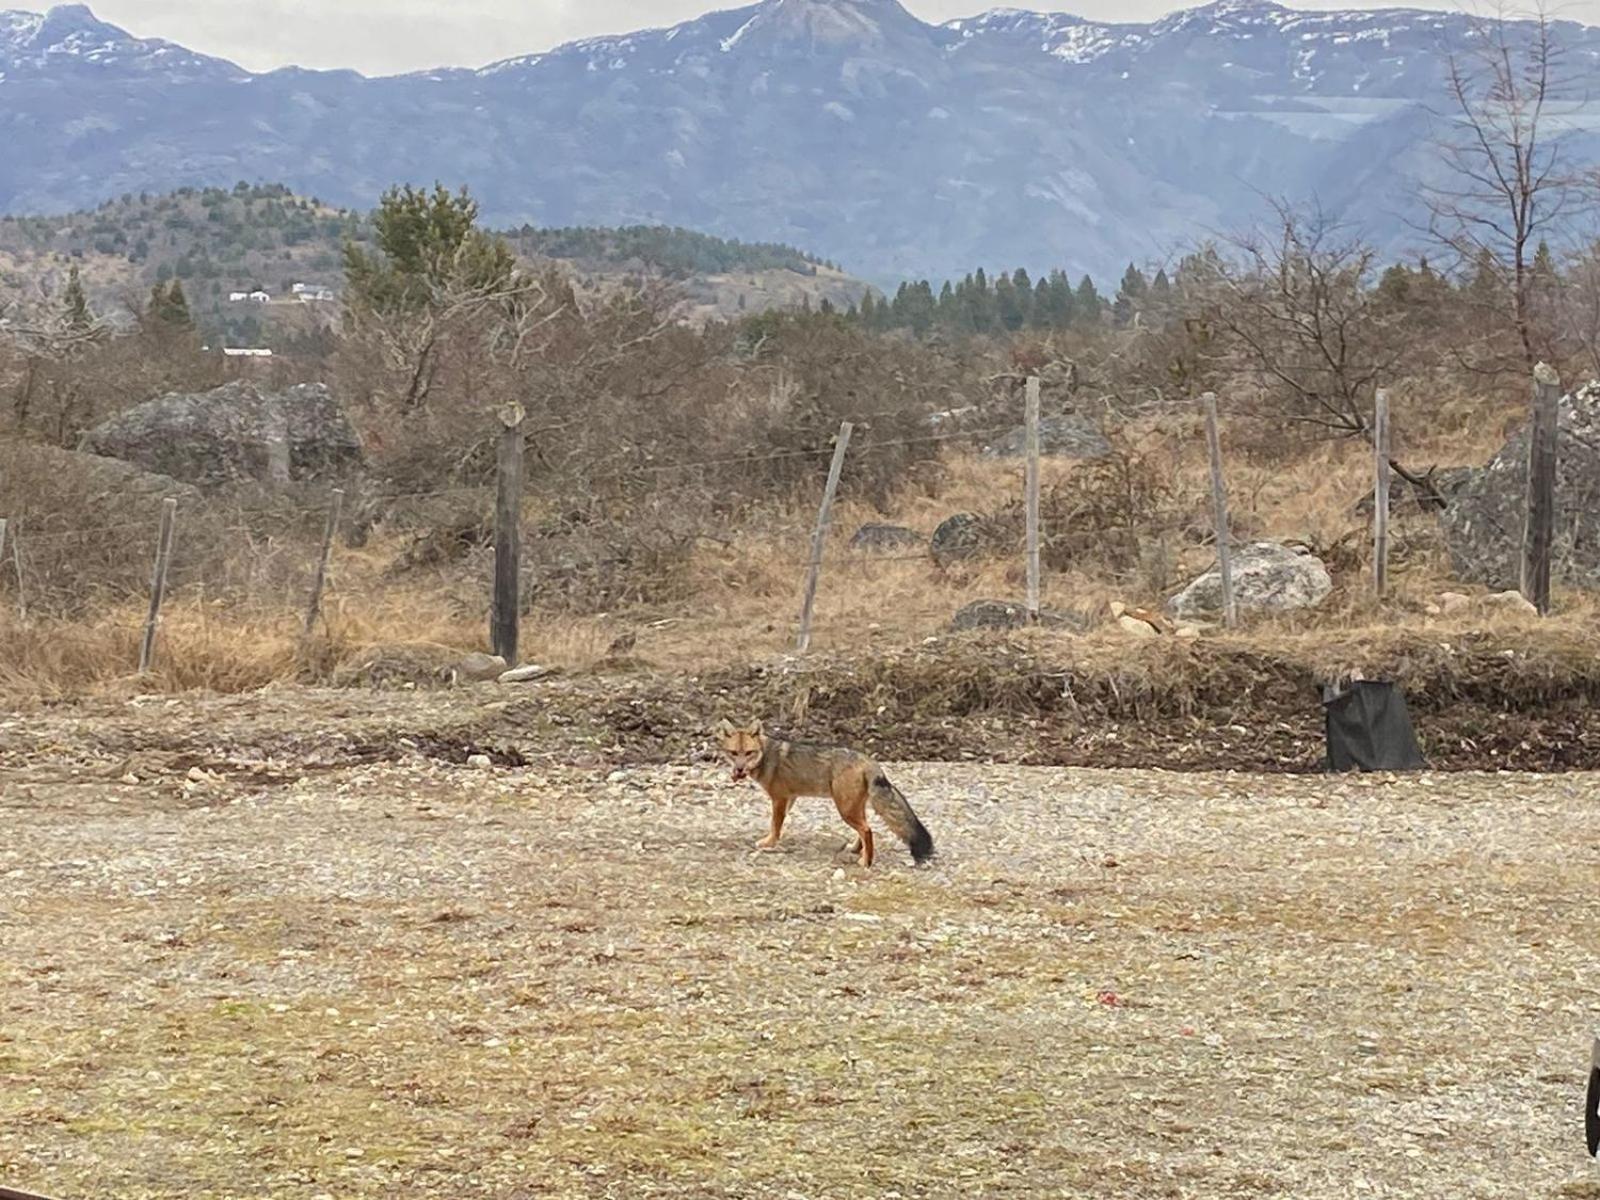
950,599 -> 1086,633
983,414 -> 1111,461
849,523 -> 922,554
1440,379 -> 1600,590
455,652 -> 507,683
0,442 -> 199,508
1481,589 -> 1538,617
80,380 -> 362,487
1168,541 -> 1333,621
931,512 -> 1011,567
1354,467 -> 1475,516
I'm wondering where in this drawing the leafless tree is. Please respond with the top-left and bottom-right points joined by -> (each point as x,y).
1423,4 -> 1590,368
1209,203 -> 1400,437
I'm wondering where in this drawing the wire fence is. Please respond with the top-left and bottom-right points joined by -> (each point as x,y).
0,415 -> 1064,672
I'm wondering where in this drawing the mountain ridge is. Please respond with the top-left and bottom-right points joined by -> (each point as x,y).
3,0 -> 1599,282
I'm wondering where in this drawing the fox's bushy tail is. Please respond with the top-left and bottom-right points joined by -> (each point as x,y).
869,773 -> 934,864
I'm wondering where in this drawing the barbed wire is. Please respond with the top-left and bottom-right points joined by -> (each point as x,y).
1,419 -> 1033,546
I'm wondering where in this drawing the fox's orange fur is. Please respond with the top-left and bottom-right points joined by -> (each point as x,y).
714,718 -> 934,867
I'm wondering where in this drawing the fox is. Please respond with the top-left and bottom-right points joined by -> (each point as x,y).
713,718 -> 934,868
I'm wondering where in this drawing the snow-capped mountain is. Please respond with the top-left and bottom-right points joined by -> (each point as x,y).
3,0 -> 1599,282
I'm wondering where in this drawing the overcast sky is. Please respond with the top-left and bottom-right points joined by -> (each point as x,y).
83,0 -> 1600,75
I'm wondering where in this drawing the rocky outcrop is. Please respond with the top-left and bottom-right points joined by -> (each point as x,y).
950,599 -> 1086,633
983,414 -> 1111,461
80,381 -> 362,487
1439,379 -> 1600,590
1168,541 -> 1332,621
849,523 -> 922,553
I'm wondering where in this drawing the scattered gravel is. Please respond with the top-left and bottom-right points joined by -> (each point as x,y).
3,726 -> 1599,1198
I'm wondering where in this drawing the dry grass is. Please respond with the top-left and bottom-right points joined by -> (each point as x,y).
0,418 -> 1581,699
3,734 -> 1597,1199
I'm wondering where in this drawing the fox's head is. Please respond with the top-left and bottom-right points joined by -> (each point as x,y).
714,718 -> 765,782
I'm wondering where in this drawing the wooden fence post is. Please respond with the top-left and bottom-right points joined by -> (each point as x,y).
138,499 -> 178,674
303,488 -> 345,637
1024,376 -> 1042,621
1523,363 -> 1561,616
8,522 -> 22,622
796,421 -> 854,654
1373,389 -> 1390,599
1201,392 -> 1237,630
492,403 -> 526,664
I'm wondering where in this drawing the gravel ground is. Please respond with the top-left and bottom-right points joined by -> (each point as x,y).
4,734 -> 1600,1198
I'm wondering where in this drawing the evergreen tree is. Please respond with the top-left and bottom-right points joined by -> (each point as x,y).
344,183 -> 517,318
62,263 -> 93,332
1047,270 -> 1076,328
903,280 -> 937,335
1377,263 -> 1412,304
1074,274 -> 1102,326
149,279 -> 193,329
995,273 -> 1024,332
1113,263 -> 1149,326
1010,268 -> 1034,328
1467,247 -> 1502,306
1031,277 -> 1053,329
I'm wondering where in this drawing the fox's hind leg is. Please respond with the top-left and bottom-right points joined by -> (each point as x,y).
756,792 -> 792,850
832,774 -> 874,868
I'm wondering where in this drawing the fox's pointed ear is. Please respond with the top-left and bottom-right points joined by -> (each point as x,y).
713,718 -> 736,737
744,719 -> 764,737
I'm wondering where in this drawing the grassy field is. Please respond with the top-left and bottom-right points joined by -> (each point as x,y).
4,706 -> 1599,1199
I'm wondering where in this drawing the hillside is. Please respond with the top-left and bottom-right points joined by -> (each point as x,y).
0,184 -> 872,339
2,1 -> 1599,282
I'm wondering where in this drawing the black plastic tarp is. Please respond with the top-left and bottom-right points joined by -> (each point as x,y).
1322,680 -> 1426,773
1587,1039 -> 1599,1157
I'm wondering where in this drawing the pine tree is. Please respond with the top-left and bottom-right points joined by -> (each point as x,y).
62,263 -> 93,332
149,279 -> 193,329
1074,274 -> 1102,326
995,273 -> 1024,332
344,183 -> 517,319
1113,263 -> 1149,326
1031,277 -> 1053,329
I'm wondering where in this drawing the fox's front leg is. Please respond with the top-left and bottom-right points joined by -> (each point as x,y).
756,794 -> 791,850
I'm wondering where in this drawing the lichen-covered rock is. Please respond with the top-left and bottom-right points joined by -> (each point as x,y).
1168,541 -> 1332,620
849,523 -> 922,553
1440,379 -> 1600,590
983,414 -> 1111,460
80,380 -> 362,487
930,512 -> 1013,567
950,599 -> 1086,633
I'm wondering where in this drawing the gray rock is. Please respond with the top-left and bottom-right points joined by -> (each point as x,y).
1354,466 -> 1475,516
983,415 -> 1112,461
0,442 -> 199,506
849,523 -> 923,553
1168,541 -> 1333,621
930,512 -> 1009,567
498,664 -> 553,683
1440,379 -> 1600,590
950,599 -> 1085,633
455,652 -> 508,683
79,380 -> 362,487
